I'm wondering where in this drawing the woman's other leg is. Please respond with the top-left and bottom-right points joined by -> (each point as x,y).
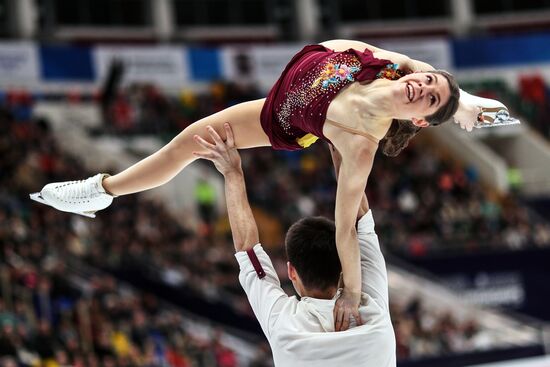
102,98 -> 269,196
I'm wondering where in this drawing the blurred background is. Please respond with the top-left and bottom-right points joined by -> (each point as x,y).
1,0 -> 550,366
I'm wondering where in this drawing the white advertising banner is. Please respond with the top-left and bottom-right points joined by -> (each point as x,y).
0,42 -> 40,84
93,46 -> 189,87
378,38 -> 452,71
221,44 -> 302,92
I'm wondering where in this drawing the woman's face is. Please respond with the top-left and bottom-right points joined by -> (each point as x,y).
391,72 -> 452,124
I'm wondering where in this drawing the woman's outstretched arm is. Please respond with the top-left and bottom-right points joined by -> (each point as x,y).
321,39 -> 434,72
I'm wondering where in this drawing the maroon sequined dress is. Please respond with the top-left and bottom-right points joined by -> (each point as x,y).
260,44 -> 392,151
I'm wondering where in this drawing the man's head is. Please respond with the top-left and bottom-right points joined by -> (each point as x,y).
285,217 -> 341,298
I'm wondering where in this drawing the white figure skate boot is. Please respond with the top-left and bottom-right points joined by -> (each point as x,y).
460,89 -> 521,129
30,173 -> 116,218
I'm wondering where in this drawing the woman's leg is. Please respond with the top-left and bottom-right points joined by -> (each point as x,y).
102,98 -> 270,196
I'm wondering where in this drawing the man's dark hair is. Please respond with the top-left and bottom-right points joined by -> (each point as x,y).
285,217 -> 341,291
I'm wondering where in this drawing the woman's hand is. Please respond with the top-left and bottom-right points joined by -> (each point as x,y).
334,288 -> 363,331
193,123 -> 242,177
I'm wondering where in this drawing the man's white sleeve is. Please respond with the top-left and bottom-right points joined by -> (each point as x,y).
357,211 -> 390,311
235,244 -> 288,338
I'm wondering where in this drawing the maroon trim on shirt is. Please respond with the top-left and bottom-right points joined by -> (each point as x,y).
247,249 -> 266,279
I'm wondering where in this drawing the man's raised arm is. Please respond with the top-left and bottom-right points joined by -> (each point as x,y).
193,123 -> 286,338
193,123 -> 258,252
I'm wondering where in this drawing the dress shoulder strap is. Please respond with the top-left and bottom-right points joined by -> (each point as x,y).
325,119 -> 380,144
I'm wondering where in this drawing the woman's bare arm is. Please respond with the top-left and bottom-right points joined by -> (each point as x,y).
321,39 -> 381,53
320,39 -> 429,72
329,144 -> 369,219
329,131 -> 378,331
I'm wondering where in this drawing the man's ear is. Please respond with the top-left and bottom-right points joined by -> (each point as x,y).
411,117 -> 429,128
287,262 -> 297,281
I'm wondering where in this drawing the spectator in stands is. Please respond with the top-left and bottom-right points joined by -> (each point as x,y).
194,175 -> 218,234
193,124 -> 396,366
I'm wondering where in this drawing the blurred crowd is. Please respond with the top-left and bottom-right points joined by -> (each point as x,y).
103,82 -> 259,138
0,90 -> 513,366
0,260 -> 241,367
0,105 -> 268,367
391,299 -> 493,360
258,140 -> 550,257
518,74 -> 550,139
462,75 -> 550,140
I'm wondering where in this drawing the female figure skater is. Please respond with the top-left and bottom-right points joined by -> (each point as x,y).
31,39 -> 503,330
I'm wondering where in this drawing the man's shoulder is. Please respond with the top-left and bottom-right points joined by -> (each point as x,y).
356,210 -> 375,233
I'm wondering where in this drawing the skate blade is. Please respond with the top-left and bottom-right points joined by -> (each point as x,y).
29,192 -> 96,218
29,192 -> 48,205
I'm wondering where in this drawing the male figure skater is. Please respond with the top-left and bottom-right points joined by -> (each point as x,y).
193,123 -> 395,367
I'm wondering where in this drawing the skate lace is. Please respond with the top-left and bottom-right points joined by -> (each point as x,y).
61,179 -> 97,201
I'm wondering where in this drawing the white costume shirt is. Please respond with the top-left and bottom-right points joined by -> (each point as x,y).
235,210 -> 396,367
